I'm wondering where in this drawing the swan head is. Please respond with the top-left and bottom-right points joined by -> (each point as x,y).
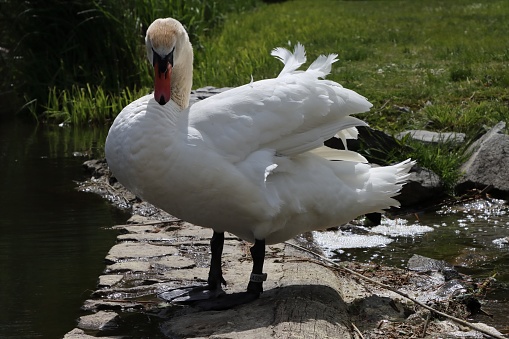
145,18 -> 193,106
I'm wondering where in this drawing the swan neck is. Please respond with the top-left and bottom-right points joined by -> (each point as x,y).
172,40 -> 193,110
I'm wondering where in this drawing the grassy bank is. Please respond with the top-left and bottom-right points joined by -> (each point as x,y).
195,0 -> 508,134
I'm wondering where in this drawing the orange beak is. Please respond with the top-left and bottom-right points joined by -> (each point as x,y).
154,61 -> 172,105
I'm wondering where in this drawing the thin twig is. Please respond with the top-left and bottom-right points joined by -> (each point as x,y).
351,322 -> 365,339
422,311 -> 431,338
284,241 -> 506,339
377,99 -> 391,112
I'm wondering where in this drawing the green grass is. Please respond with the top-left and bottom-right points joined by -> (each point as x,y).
194,0 -> 509,133
41,85 -> 147,126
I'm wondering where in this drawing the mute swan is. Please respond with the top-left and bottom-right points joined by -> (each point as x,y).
105,17 -> 414,309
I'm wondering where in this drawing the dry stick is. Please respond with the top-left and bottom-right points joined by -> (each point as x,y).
422,311 -> 432,338
284,241 -> 506,339
351,322 -> 365,339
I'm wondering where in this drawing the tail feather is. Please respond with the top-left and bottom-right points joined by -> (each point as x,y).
307,54 -> 338,78
272,43 -> 306,77
363,159 -> 415,210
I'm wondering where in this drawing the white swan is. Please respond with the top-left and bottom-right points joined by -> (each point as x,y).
105,17 -> 414,309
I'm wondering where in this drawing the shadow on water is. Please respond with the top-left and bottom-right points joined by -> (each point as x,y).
0,118 -> 129,339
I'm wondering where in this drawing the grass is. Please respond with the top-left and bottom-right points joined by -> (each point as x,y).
194,0 -> 509,133
42,85 -> 147,126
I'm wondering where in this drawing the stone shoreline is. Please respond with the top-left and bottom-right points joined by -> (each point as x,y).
63,162 -> 504,338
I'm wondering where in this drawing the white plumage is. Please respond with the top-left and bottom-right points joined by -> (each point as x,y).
105,18 -> 413,308
106,22 -> 412,245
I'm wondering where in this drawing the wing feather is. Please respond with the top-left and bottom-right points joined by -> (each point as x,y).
187,44 -> 372,163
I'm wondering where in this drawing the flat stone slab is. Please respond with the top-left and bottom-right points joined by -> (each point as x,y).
117,232 -> 175,242
151,255 -> 195,269
105,243 -> 178,262
63,328 -> 122,339
77,311 -> 119,331
167,223 -> 215,240
106,260 -> 152,273
396,129 -> 465,144
98,274 -> 123,288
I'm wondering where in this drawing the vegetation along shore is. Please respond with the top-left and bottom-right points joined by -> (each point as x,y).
2,0 -> 508,193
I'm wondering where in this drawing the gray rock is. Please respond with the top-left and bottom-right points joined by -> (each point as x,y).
105,243 -> 178,263
77,311 -> 119,332
396,130 -> 465,145
152,255 -> 195,269
98,274 -> 123,288
63,328 -> 122,339
408,254 -> 453,272
397,165 -> 445,207
408,254 -> 460,281
457,122 -> 509,197
106,260 -> 152,273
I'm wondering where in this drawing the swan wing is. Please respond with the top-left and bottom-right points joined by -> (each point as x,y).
188,44 -> 372,163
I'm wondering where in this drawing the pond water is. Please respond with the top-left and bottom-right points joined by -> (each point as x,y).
0,118 -> 129,339
0,117 -> 507,337
314,198 -> 509,333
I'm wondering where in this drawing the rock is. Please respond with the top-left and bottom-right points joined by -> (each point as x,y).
98,274 -> 123,288
408,254 -> 461,281
105,243 -> 178,263
408,253 -> 454,272
396,129 -> 466,145
77,311 -> 119,332
81,298 -> 144,312
151,255 -> 195,269
117,232 -> 174,242
397,164 -> 445,207
457,121 -> 509,197
63,328 -> 122,339
82,159 -> 111,178
106,260 -> 152,273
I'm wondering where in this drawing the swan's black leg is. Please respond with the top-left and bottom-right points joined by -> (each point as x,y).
208,231 -> 227,289
159,234 -> 267,311
247,238 -> 266,294
191,238 -> 267,310
158,231 -> 226,303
